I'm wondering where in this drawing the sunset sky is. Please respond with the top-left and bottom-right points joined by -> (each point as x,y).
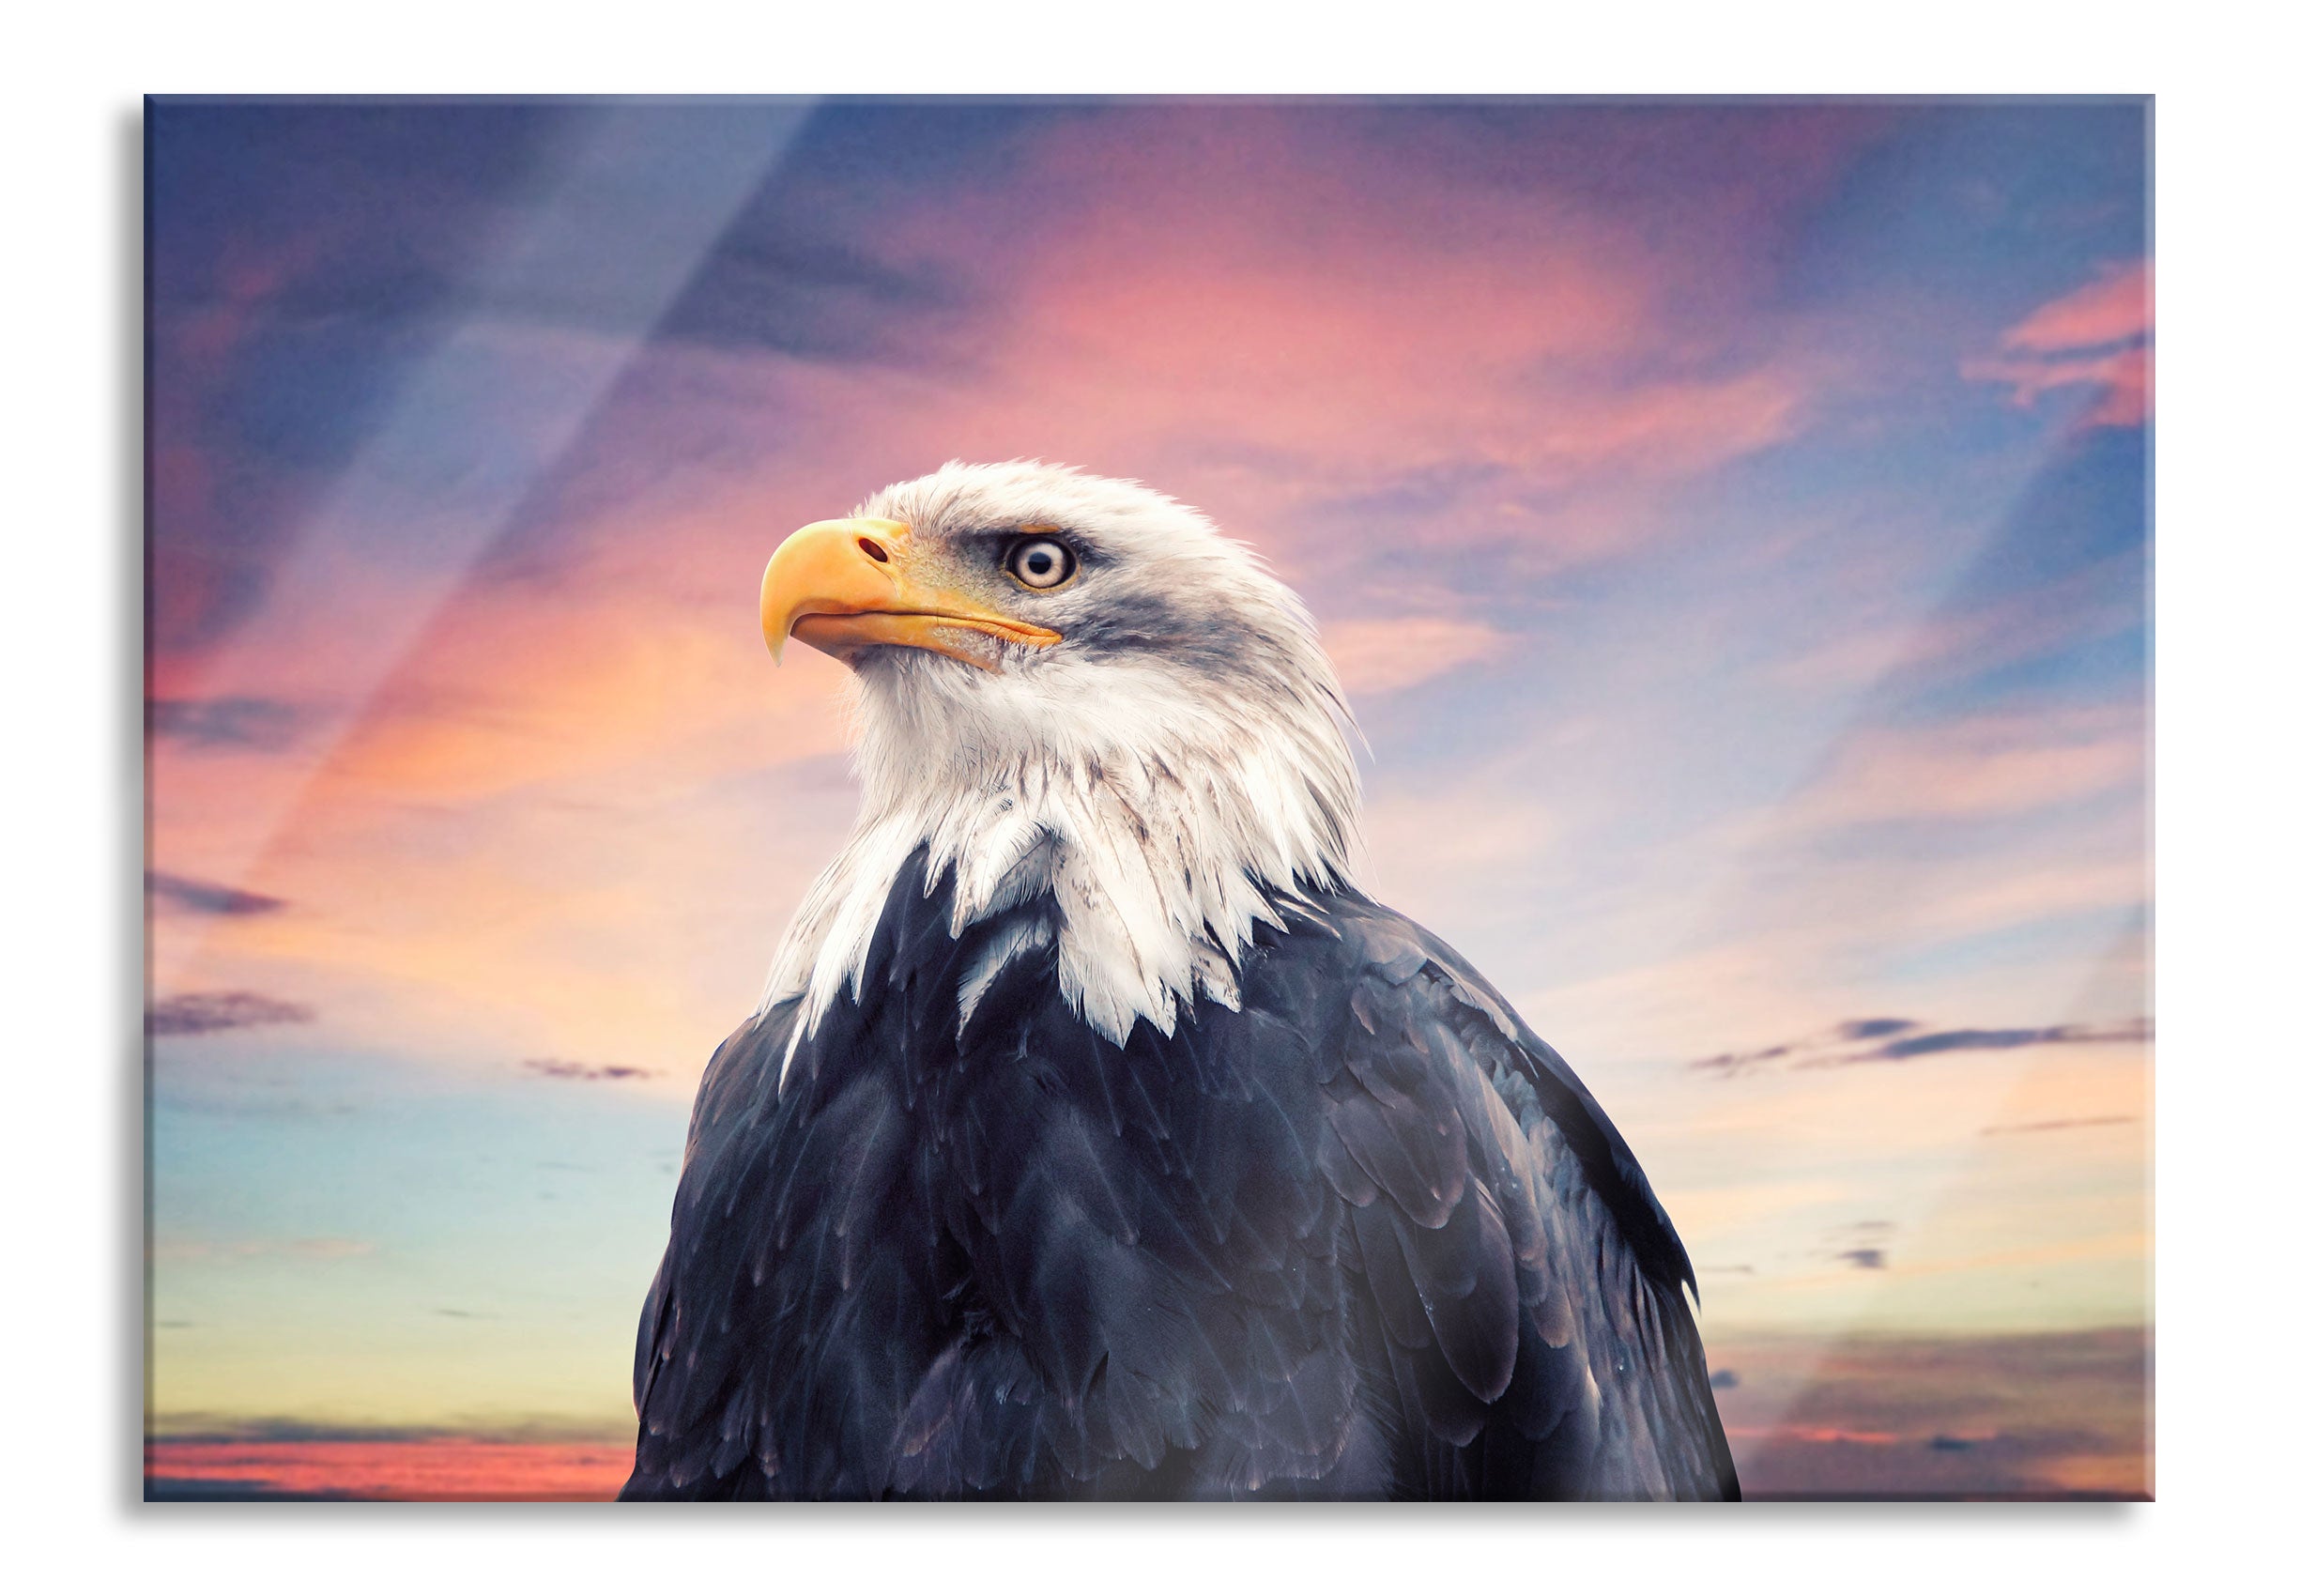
145,96 -> 2150,1499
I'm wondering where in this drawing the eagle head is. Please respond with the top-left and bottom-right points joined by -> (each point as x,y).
756,460 -> 1363,1047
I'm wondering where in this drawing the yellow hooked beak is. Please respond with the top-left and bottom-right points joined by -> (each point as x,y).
759,518 -> 1062,670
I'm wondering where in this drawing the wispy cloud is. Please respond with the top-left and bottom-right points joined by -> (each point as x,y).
1708,1326 -> 2149,1498
2004,261 -> 2152,353
658,230 -> 970,365
1320,617 -> 1512,697
1692,1017 -> 2150,1077
1825,1220 -> 1894,1270
519,1058 -> 658,1083
148,695 -> 306,752
1852,1020 -> 2154,1066
1982,1114 -> 2139,1137
146,870 -> 286,917
1785,708 -> 2144,830
1691,1019 -> 1917,1077
1964,259 -> 2151,429
147,990 -> 314,1036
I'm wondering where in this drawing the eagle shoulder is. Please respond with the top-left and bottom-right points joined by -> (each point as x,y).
1273,890 -> 1739,1499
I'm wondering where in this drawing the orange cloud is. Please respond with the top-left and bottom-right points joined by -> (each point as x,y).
143,474 -> 871,1020
315,585 -> 850,808
145,560 -> 860,1056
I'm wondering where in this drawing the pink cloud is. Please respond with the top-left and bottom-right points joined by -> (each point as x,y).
2004,261 -> 2151,353
671,105 -> 1834,589
1789,708 -> 2144,828
1965,260 -> 2151,428
146,1438 -> 630,1501
1766,554 -> 2144,698
1320,616 -> 1512,697
140,106 -> 1891,1084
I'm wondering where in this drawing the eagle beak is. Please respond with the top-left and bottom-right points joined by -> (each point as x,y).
760,518 -> 1062,669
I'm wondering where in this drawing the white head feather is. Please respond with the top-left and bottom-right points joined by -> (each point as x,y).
761,460 -> 1364,1056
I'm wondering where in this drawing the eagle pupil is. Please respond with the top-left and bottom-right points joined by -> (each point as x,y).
1009,538 -> 1072,589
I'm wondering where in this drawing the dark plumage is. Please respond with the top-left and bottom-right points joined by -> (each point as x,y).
621,850 -> 1738,1500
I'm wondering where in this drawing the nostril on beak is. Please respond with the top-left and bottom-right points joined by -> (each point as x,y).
857,537 -> 891,564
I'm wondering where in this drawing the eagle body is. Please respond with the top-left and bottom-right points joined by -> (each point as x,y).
624,851 -> 1738,1499
621,461 -> 1737,1500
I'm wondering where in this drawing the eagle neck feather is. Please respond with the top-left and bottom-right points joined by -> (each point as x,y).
761,670 -> 1362,1060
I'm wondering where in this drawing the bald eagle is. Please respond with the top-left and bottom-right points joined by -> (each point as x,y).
621,462 -> 1739,1501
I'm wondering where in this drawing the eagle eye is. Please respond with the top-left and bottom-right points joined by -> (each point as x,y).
1004,537 -> 1076,591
